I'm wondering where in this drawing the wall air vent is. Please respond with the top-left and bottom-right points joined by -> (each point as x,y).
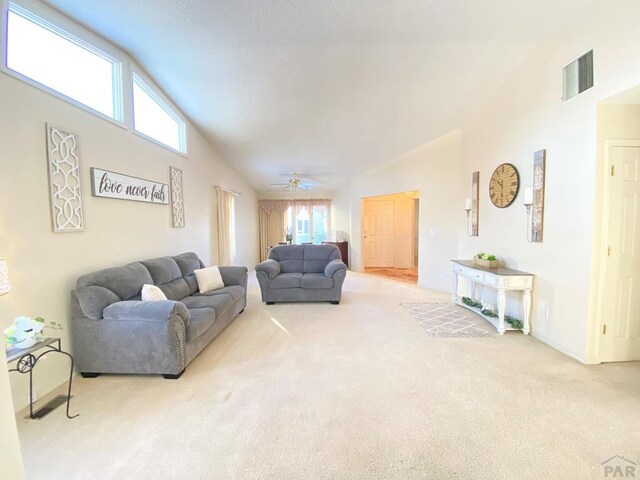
562,50 -> 594,101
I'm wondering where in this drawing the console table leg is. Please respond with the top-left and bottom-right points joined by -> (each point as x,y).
523,289 -> 532,335
497,288 -> 506,335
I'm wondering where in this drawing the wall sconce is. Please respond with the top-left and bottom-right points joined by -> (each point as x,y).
523,187 -> 533,242
465,198 -> 473,236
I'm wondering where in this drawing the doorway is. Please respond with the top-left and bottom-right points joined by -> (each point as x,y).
597,140 -> 640,362
362,191 -> 419,284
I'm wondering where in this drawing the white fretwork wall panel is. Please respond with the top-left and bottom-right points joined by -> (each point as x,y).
170,166 -> 185,228
46,124 -> 84,232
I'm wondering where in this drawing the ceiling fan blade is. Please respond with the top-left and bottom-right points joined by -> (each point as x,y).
270,183 -> 290,186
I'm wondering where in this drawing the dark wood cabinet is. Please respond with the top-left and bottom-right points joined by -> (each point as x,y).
322,241 -> 349,268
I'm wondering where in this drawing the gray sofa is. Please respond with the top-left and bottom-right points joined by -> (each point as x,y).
71,252 -> 247,379
255,244 -> 347,304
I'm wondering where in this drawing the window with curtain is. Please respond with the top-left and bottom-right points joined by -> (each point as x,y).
284,203 -> 329,244
258,199 -> 331,261
216,188 -> 237,265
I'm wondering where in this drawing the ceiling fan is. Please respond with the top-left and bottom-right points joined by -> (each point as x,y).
270,173 -> 314,191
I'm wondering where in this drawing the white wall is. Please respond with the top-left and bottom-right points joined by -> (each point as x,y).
333,130 -> 461,291
457,7 -> 640,362
333,3 -> 640,363
0,70 -> 258,410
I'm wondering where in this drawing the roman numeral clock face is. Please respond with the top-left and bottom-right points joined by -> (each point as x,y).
489,163 -> 520,208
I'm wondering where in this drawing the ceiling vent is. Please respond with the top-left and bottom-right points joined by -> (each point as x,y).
563,50 -> 594,101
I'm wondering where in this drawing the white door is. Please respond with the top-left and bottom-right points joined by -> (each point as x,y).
363,199 -> 395,268
600,144 -> 640,362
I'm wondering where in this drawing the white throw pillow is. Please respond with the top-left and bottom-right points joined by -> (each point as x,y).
194,266 -> 225,293
141,284 -> 167,301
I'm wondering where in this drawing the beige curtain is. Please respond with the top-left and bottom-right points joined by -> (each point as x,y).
258,200 -> 287,261
258,199 -> 331,261
216,188 -> 236,265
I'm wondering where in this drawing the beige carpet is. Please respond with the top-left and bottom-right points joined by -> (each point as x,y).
16,272 -> 640,480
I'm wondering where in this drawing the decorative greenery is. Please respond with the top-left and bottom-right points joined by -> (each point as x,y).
462,296 -> 523,330
3,316 -> 63,347
505,315 -> 524,330
462,296 -> 482,308
284,227 -> 293,244
475,252 -> 497,261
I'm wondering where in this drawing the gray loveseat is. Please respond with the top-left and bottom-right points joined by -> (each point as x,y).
71,252 -> 247,379
255,244 -> 347,304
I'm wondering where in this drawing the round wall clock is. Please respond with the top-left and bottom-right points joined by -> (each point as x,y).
489,163 -> 520,208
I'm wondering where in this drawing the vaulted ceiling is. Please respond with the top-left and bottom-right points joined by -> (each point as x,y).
44,0 -> 605,193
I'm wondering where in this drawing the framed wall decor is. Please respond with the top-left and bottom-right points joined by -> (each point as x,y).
170,166 -> 185,227
46,123 -> 85,232
530,150 -> 546,242
90,168 -> 169,204
471,171 -> 479,236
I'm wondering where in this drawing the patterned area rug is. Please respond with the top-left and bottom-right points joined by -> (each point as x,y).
401,303 -> 494,338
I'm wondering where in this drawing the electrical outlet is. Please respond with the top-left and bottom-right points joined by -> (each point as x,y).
440,271 -> 447,279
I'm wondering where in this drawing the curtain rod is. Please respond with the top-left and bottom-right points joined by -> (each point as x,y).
215,185 -> 241,196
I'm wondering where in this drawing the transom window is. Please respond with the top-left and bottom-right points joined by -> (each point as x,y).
2,3 -> 189,154
6,4 -> 122,120
133,74 -> 186,153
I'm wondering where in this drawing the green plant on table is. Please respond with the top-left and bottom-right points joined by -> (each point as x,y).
475,252 -> 497,261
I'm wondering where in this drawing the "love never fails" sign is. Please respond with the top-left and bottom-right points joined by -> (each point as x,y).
90,168 -> 169,205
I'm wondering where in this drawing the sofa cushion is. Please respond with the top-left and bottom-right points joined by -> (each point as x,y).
269,245 -> 304,273
301,273 -> 333,289
195,285 -> 245,302
181,293 -> 234,317
185,308 -> 216,342
303,244 -> 341,273
173,252 -> 203,276
270,273 -> 302,289
76,262 -> 153,320
141,257 -> 182,285
157,278 -> 190,301
173,252 -> 203,295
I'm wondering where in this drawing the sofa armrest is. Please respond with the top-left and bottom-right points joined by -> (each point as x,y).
325,259 -> 347,278
255,259 -> 281,279
103,300 -> 189,323
218,266 -> 248,287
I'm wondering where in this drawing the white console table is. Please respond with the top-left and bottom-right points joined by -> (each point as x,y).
451,260 -> 534,335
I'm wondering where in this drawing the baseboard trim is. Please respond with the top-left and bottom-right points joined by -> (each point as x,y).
531,330 -> 587,364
